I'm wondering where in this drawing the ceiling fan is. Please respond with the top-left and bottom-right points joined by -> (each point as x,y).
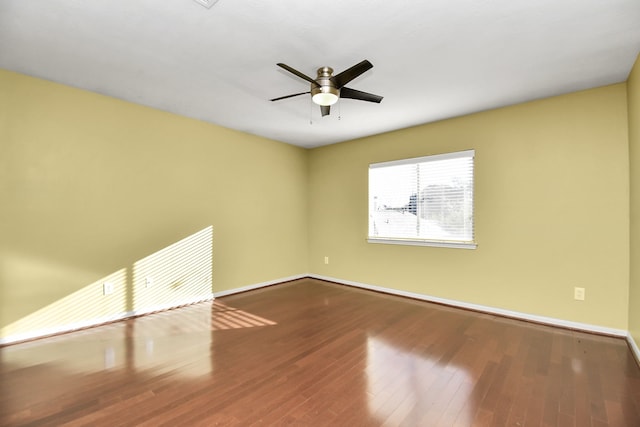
270,59 -> 383,117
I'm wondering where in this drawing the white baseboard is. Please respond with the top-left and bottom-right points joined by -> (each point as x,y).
3,273 -> 631,348
628,333 -> 640,364
308,274 -> 628,338
214,274 -> 308,298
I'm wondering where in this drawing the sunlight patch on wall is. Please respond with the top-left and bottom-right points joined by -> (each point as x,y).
1,226 -> 214,344
132,226 -> 213,314
1,269 -> 128,341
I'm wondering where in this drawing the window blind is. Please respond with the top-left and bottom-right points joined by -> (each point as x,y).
368,150 -> 475,249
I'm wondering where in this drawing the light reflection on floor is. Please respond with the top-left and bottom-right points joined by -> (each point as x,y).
2,299 -> 277,380
366,335 -> 473,425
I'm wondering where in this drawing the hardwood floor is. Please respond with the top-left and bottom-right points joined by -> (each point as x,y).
1,278 -> 640,426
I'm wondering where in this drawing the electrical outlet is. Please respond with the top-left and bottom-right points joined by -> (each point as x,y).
145,277 -> 154,288
103,282 -> 114,295
574,287 -> 585,301
324,256 -> 329,265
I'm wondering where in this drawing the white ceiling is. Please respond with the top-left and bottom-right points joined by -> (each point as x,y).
1,1 -> 640,148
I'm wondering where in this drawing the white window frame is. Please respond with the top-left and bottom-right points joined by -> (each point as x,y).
368,149 -> 477,249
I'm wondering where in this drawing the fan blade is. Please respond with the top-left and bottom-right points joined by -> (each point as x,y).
270,91 -> 310,102
340,87 -> 383,103
277,63 -> 320,87
320,105 -> 330,117
332,60 -> 373,89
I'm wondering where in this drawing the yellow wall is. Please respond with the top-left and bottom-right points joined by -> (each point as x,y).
629,54 -> 640,345
0,70 -> 309,338
308,84 -> 630,329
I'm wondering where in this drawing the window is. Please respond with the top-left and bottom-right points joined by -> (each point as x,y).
368,150 -> 476,249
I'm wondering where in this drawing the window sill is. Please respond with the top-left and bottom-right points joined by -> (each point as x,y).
367,238 -> 477,250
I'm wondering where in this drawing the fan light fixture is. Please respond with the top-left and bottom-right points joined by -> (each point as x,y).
312,92 -> 339,106
311,87 -> 339,106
